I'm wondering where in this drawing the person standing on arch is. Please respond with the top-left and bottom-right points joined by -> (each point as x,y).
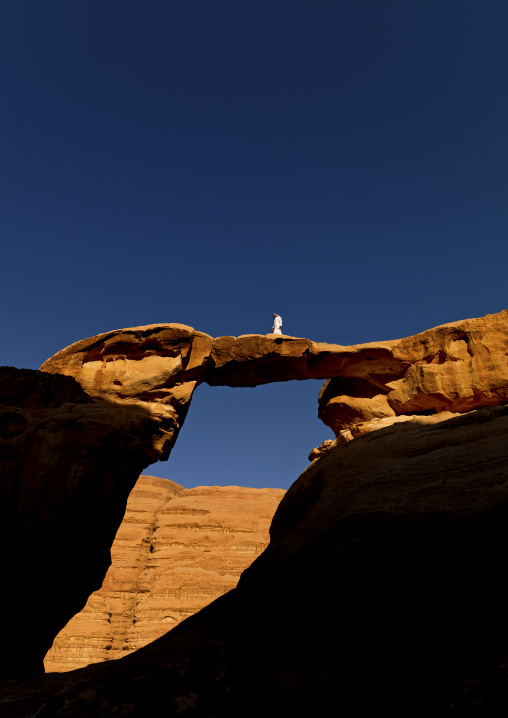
272,313 -> 282,335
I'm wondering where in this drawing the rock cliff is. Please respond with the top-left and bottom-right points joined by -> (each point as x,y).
3,405 -> 508,715
44,476 -> 284,672
0,367 -> 150,678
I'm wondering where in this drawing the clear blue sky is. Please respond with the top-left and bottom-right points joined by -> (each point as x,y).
2,1 -> 508,489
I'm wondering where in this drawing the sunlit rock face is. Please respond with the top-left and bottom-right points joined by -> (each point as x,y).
0,367 -> 149,679
41,311 -> 508,455
5,405 -> 508,715
318,310 -> 508,440
41,324 -> 214,463
39,324 -> 415,463
39,325 -> 359,459
44,476 -> 284,672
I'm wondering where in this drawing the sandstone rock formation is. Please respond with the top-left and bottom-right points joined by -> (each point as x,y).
40,310 -> 508,459
4,405 -> 508,715
39,326 -> 361,464
308,409 -> 463,459
40,324 -> 214,463
44,476 -> 284,672
4,308 -> 508,686
318,310 -> 508,441
0,367 -> 150,679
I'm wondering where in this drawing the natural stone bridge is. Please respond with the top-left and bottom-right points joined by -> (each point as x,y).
41,309 -> 508,461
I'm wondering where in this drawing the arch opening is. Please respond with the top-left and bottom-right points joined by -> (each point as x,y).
157,380 -> 334,490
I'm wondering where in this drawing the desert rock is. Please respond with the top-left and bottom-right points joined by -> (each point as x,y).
4,405 -> 508,714
40,324 -> 214,463
318,310 -> 508,434
4,309 -> 508,682
41,311 -> 508,454
44,476 -> 284,672
0,368 -> 150,679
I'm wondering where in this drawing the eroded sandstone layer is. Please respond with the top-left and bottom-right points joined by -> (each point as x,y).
44,476 -> 284,672
4,406 -> 508,715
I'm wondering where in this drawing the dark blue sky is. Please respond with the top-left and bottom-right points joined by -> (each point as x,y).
2,1 -> 508,488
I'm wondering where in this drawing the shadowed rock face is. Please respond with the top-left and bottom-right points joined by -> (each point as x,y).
0,368 -> 151,679
3,405 -> 508,715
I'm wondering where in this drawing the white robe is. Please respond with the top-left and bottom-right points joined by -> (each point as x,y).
272,315 -> 282,334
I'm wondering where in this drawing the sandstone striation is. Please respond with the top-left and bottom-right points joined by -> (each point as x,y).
4,405 -> 508,715
44,476 -> 284,672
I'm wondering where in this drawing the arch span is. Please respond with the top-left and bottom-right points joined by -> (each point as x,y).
40,309 -> 508,465
40,325 -> 403,462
